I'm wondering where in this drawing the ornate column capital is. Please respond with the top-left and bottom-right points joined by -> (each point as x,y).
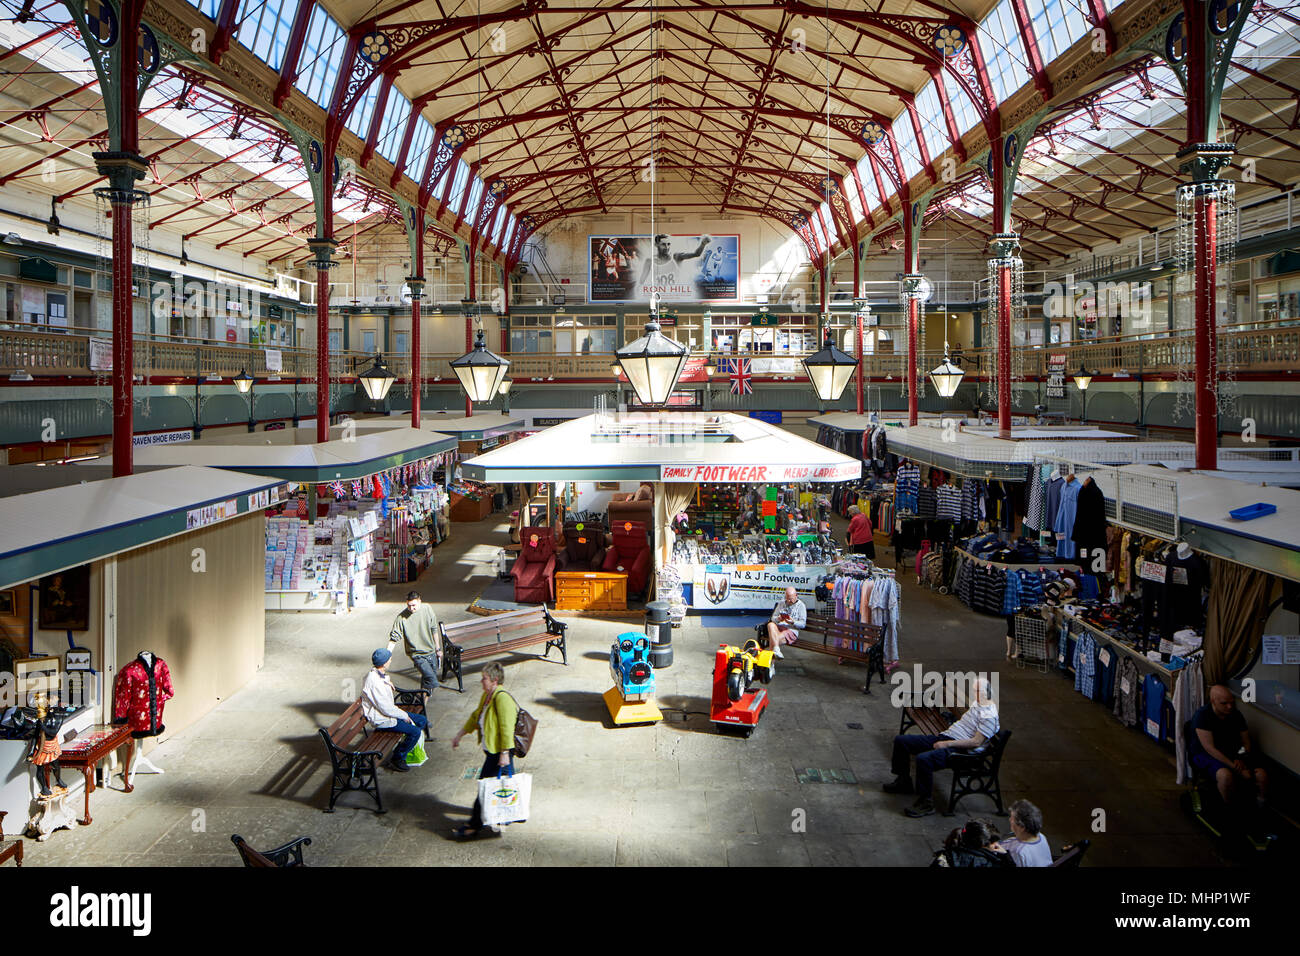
1176,142 -> 1235,183
307,237 -> 339,270
92,151 -> 147,200
987,233 -> 1021,260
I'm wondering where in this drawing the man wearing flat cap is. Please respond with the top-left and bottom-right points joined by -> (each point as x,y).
361,647 -> 427,773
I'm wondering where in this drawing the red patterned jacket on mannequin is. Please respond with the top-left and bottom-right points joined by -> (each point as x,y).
113,652 -> 174,738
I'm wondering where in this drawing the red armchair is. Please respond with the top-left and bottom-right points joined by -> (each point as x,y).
602,520 -> 652,598
557,521 -> 607,572
512,526 -> 558,604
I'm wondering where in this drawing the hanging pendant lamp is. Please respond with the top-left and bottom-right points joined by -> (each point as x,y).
358,353 -> 397,401
451,330 -> 510,403
615,313 -> 689,406
928,352 -> 965,398
802,330 -> 858,402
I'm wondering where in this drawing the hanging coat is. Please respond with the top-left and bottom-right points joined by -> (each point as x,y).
1070,477 -> 1108,562
112,653 -> 175,739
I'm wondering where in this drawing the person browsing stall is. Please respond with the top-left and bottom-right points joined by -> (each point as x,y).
389,591 -> 442,697
846,505 -> 875,559
765,587 -> 807,660
884,677 -> 1000,817
361,648 -> 428,774
451,662 -> 519,838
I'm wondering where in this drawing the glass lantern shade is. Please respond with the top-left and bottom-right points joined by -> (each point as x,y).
802,332 -> 858,402
358,353 -> 397,401
614,319 -> 689,406
928,358 -> 965,398
450,330 -> 510,403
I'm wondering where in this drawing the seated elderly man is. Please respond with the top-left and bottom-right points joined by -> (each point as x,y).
1191,684 -> 1269,807
884,678 -> 1000,818
996,800 -> 1053,867
764,586 -> 807,660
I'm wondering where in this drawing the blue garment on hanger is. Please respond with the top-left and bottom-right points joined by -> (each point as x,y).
1053,478 -> 1081,559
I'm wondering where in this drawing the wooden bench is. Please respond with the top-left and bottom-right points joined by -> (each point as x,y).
1050,839 -> 1090,867
898,704 -> 963,737
439,604 -> 568,692
231,833 -> 311,867
758,610 -> 884,693
319,691 -> 425,814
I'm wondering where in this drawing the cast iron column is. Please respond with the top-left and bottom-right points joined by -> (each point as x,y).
407,276 -> 424,428
308,239 -> 338,443
94,154 -> 148,477
900,275 -> 926,428
988,233 -> 1021,440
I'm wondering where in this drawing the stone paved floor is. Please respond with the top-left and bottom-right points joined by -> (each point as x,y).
19,513 -> 1228,866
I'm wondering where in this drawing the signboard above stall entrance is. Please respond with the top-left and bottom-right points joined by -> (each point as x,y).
589,235 -> 740,303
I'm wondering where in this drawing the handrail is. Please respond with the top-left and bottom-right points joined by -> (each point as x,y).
2,324 -> 1296,380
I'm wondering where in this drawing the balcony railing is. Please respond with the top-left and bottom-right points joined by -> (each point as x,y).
2,322 -> 1296,382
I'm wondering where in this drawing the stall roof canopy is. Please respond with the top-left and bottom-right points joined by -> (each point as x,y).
806,413 -> 921,430
884,424 -> 1299,482
125,428 -> 456,482
1111,465 -> 1300,583
0,465 -> 283,589
409,413 -> 526,441
462,412 -> 862,484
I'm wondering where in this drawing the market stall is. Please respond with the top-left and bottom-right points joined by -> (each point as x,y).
461,411 -> 869,623
0,466 -> 283,832
911,451 -> 1300,774
128,428 -> 459,610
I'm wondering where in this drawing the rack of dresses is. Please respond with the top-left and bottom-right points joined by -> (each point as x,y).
828,564 -> 902,669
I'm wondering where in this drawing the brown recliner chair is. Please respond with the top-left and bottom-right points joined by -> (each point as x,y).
608,485 -> 654,530
511,526 -> 558,604
557,521 -> 607,572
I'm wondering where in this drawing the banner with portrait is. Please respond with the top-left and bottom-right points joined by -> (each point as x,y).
589,234 -> 740,303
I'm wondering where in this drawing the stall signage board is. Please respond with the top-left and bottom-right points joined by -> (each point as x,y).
663,461 -> 860,483
89,337 -> 113,371
1138,559 -> 1166,584
133,429 -> 193,447
751,313 -> 779,327
691,563 -> 828,610
749,410 -> 783,424
1046,352 -> 1068,399
186,498 -> 238,530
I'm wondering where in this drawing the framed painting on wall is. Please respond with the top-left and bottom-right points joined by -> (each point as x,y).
38,565 -> 90,631
15,655 -> 60,705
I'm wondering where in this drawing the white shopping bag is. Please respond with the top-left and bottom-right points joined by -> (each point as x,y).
478,771 -> 531,827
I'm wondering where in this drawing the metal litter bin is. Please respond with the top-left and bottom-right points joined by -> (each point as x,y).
645,600 -> 673,669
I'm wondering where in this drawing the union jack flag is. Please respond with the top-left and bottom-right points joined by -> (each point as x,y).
719,357 -> 752,395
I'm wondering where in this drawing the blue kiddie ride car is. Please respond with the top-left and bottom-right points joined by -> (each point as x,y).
610,632 -> 656,702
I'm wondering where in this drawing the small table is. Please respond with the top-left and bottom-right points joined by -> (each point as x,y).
57,724 -> 135,826
555,571 -> 628,611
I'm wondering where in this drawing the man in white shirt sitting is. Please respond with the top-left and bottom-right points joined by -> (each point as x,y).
994,799 -> 1053,867
884,677 -> 1000,817
765,587 -> 807,660
361,648 -> 428,773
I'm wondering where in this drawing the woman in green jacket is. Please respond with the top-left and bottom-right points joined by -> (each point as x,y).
451,662 -> 518,837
